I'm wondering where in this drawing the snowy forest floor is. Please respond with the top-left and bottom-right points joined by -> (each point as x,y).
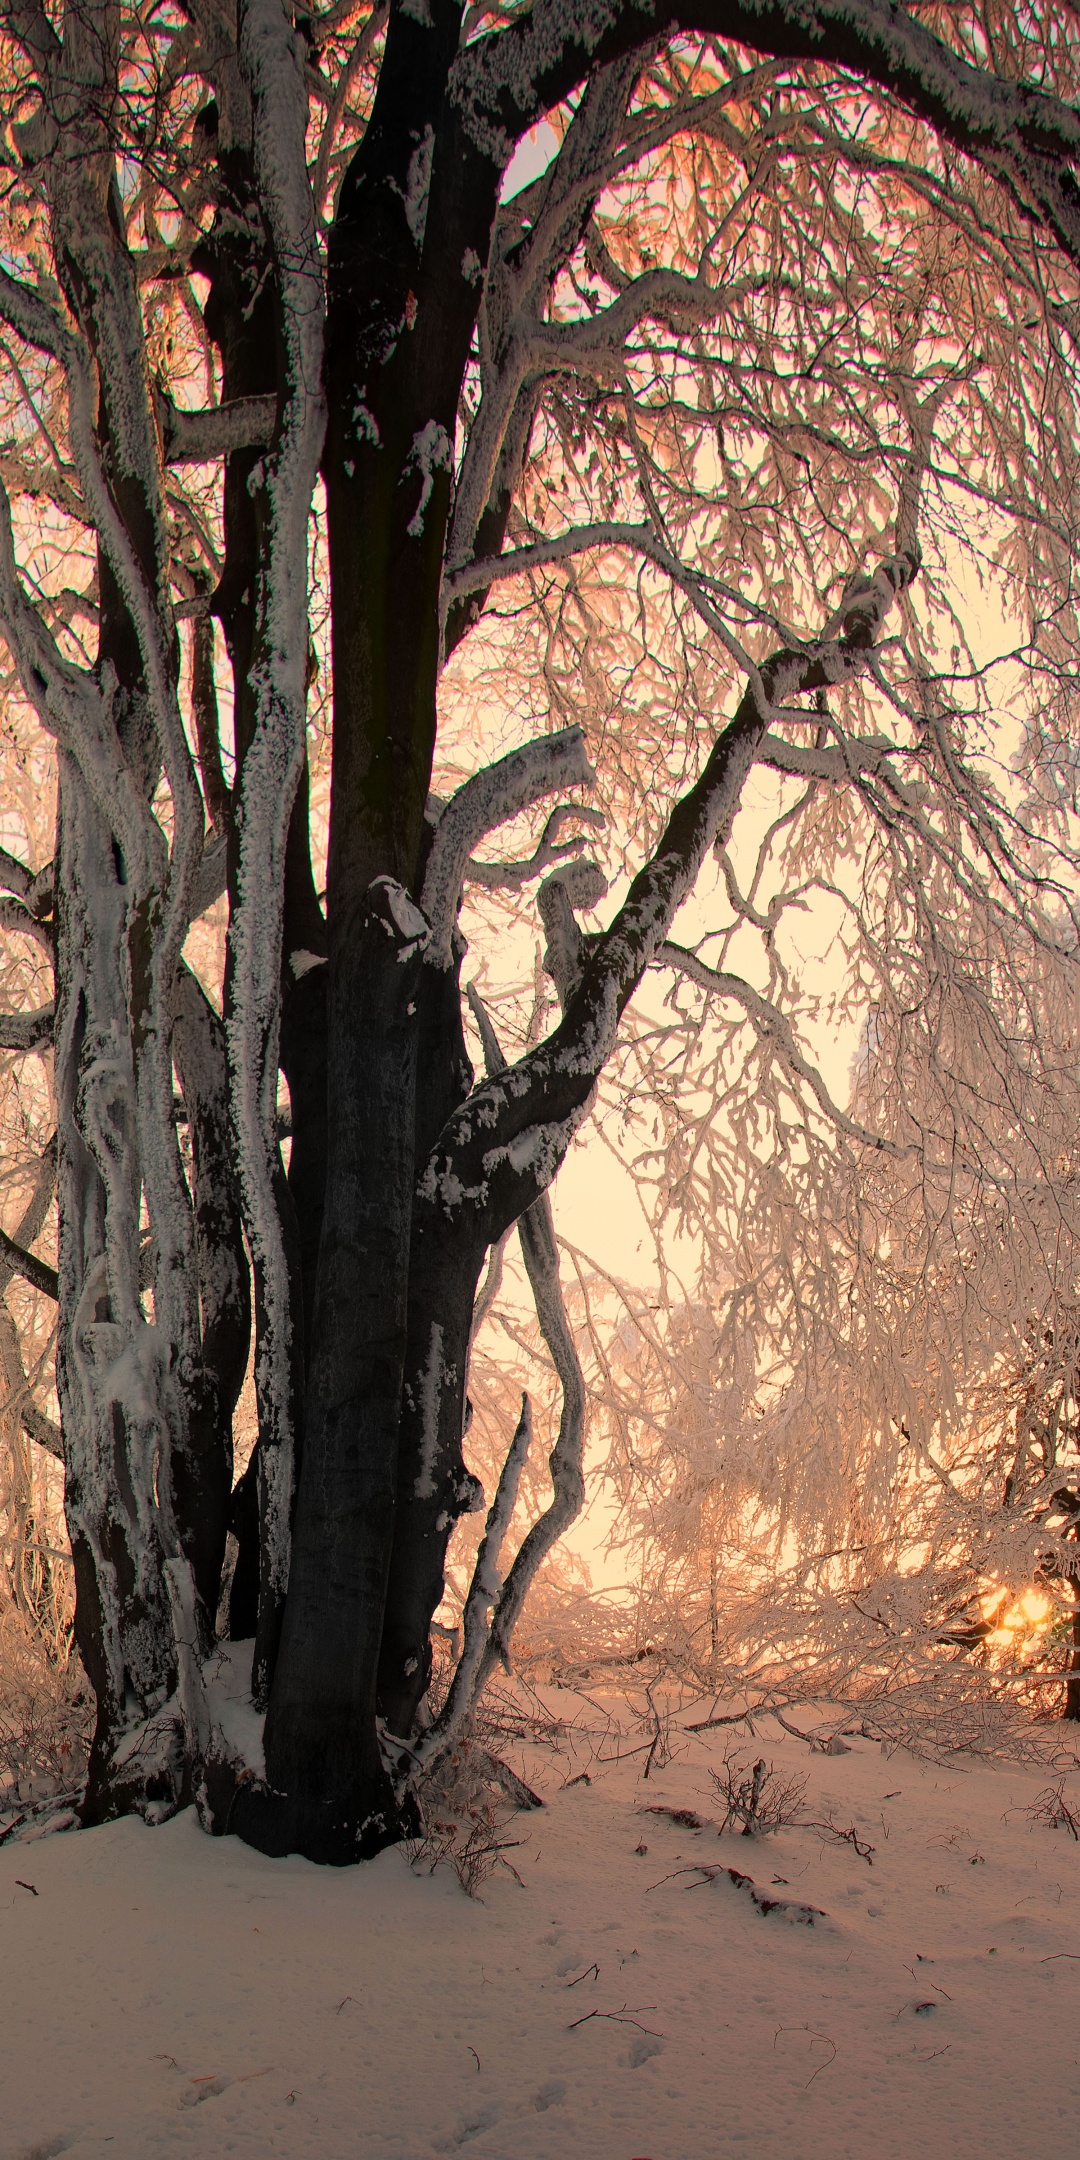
2,1696 -> 1079,2160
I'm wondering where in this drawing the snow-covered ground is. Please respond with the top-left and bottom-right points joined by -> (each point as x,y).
2,1705 -> 1078,2159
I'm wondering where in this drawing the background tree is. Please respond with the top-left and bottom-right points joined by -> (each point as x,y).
1,0 -> 1080,1862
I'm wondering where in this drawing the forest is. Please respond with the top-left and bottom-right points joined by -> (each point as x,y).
0,3 -> 1079,2151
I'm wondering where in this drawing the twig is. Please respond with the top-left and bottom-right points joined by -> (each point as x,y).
686,1710 -> 758,1734
806,1817 -> 876,1865
568,2002 -> 661,2035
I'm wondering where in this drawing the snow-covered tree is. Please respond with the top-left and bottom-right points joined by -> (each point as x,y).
2,0 -> 1080,1861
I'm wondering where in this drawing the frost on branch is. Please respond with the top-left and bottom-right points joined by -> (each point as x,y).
421,725 -> 594,965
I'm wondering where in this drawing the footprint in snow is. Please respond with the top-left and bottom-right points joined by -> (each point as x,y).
532,2080 -> 567,2111
432,2104 -> 502,2152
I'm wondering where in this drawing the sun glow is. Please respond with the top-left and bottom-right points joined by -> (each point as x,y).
985,1591 -> 1053,1648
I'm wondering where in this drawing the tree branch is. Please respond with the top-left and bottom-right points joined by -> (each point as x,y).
158,393 -> 278,463
0,1005 -> 53,1051
421,725 -> 594,965
465,800 -> 606,893
416,991 -> 587,1768
452,0 -> 1080,272
419,552 -> 918,1243
0,894 -> 52,951
0,1229 -> 58,1300
655,944 -> 909,1158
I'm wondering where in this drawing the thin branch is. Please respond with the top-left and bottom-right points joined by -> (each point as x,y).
466,801 -> 606,893
656,944 -> 910,1157
0,1230 -> 58,1301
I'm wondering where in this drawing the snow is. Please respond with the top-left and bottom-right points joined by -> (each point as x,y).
3,1712 -> 1078,2157
414,1321 -> 446,1500
403,421 -> 453,540
202,1641 -> 266,1780
403,127 -> 435,249
289,949 -> 326,980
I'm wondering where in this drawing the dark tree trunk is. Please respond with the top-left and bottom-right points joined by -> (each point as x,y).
241,882 -> 428,1859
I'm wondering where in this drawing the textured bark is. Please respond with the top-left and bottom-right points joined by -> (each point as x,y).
241,879 -> 429,1860
55,762 -> 176,1820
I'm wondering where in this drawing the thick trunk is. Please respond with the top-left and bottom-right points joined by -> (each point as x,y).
240,0 -> 498,1851
377,1225 -> 486,1740
378,948 -> 477,1730
55,763 -> 177,1820
238,880 -> 428,1859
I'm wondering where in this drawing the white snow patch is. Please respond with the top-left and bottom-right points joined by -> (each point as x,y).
289,948 -> 326,980
402,420 -> 452,539
352,399 -> 380,447
414,1322 -> 444,1499
383,882 -> 429,948
203,1641 -> 266,1779
3,1717 -> 1080,2155
403,126 -> 435,248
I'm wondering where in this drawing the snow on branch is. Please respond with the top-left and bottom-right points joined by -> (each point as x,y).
0,846 -> 34,903
0,1229 -> 58,1301
757,732 -> 899,784
229,0 -> 327,1631
421,725 -> 594,965
0,258 -> 202,934
0,894 -> 52,952
158,393 -> 278,464
419,550 -> 917,1242
465,800 -> 606,893
655,943 -> 910,1159
0,1006 -> 53,1052
421,1392 -> 535,1761
443,519 -> 807,699
443,520 -> 655,610
452,0 -> 1080,271
0,1133 -> 60,1455
0,1132 -> 56,1301
416,993 -> 587,1766
538,857 -> 608,1009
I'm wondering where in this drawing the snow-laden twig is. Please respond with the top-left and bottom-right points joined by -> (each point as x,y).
656,943 -> 911,1158
466,801 -> 606,893
419,551 -> 917,1245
